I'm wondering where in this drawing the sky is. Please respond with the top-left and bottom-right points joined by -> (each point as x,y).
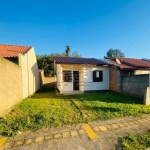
0,0 -> 150,59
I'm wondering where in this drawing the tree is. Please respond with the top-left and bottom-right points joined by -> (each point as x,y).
71,51 -> 81,58
37,54 -> 54,77
36,48 -> 82,77
65,45 -> 70,56
105,48 -> 125,58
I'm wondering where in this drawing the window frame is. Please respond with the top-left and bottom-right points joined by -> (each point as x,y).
62,70 -> 72,82
93,70 -> 103,82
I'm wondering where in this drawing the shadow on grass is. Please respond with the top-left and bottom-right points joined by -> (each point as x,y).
31,86 -> 143,105
83,106 -> 120,113
74,92 -> 143,105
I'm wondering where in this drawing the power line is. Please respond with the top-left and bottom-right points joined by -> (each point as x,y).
125,25 -> 150,51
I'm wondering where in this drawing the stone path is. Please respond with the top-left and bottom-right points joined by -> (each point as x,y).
1,114 -> 150,150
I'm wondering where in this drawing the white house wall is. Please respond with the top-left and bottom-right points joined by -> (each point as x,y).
56,64 -> 109,93
19,47 -> 40,98
83,66 -> 109,91
56,64 -> 62,91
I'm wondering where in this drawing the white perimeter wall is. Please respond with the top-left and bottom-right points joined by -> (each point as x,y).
19,47 -> 40,98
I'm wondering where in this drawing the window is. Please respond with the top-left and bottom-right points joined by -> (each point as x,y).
63,71 -> 72,82
93,70 -> 103,82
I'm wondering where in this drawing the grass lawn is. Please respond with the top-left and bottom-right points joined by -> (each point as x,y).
0,86 -> 150,137
118,131 -> 150,149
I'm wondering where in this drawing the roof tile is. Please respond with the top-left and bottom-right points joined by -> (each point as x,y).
55,57 -> 111,66
105,58 -> 150,69
0,44 -> 31,57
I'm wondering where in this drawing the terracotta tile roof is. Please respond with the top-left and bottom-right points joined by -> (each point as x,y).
54,57 -> 111,66
0,44 -> 31,58
105,59 -> 134,69
105,58 -> 150,69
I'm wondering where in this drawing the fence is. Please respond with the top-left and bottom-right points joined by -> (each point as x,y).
116,74 -> 149,98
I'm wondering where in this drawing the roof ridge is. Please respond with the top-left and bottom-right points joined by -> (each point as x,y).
54,56 -> 92,59
0,44 -> 31,47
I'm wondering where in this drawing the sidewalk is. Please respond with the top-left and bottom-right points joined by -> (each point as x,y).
1,114 -> 150,150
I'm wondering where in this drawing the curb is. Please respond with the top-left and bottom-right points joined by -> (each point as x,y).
2,117 -> 150,149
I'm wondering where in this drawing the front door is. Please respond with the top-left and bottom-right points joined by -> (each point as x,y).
73,71 -> 79,90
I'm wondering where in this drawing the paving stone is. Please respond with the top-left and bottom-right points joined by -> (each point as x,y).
44,135 -> 53,141
54,133 -> 62,139
128,121 -> 135,125
99,126 -> 107,131
13,140 -> 24,147
42,127 -> 50,131
0,137 -> 8,148
105,125 -> 114,130
24,139 -> 34,145
142,119 -> 149,122
146,118 -> 150,121
137,119 -> 143,123
78,129 -> 86,135
92,127 -> 100,132
62,132 -> 70,138
70,130 -> 79,137
123,122 -> 130,126
34,136 -> 44,143
116,123 -> 124,127
111,124 -> 119,129
2,142 -> 14,149
82,124 -> 98,140
132,121 -> 139,124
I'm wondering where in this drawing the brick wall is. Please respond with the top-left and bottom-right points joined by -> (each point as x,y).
109,66 -> 117,91
0,57 -> 22,116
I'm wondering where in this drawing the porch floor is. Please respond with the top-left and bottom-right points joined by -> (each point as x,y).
61,91 -> 84,95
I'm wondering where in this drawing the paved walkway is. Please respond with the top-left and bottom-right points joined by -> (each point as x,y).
1,114 -> 150,150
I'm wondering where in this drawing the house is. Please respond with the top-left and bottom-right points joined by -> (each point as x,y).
104,57 -> 150,92
54,56 -> 112,94
0,44 -> 40,116
105,58 -> 150,75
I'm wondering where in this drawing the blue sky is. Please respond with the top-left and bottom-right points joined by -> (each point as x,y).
0,0 -> 150,58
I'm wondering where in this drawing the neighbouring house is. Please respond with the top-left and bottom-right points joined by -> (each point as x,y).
54,56 -> 112,94
105,57 -> 150,96
105,58 -> 150,75
0,44 -> 40,116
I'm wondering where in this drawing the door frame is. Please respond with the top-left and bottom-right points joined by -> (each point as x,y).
73,71 -> 79,91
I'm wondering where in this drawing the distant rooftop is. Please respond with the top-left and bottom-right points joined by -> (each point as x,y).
105,58 -> 150,69
0,44 -> 31,58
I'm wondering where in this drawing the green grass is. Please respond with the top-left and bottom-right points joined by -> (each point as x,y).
118,131 -> 150,150
0,86 -> 150,137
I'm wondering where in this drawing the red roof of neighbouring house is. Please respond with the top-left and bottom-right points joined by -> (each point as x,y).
105,58 -> 150,70
54,56 -> 112,66
0,44 -> 31,58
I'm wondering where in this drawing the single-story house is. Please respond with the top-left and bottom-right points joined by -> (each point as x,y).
0,44 -> 40,116
105,58 -> 150,75
54,56 -> 112,94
